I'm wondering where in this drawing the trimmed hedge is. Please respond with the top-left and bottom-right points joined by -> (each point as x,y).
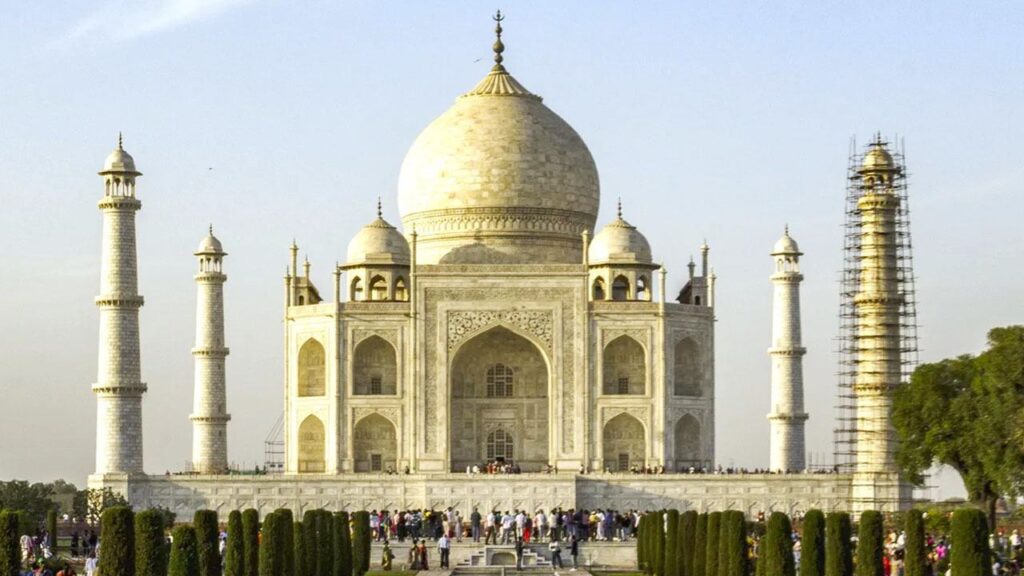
825,512 -> 852,576
904,509 -> 926,576
302,510 -> 318,576
293,522 -> 306,576
693,513 -> 708,576
681,511 -> 698,576
653,511 -> 666,576
333,512 -> 352,576
665,510 -> 680,576
855,511 -> 883,576
315,511 -> 334,576
194,510 -> 221,576
720,511 -> 748,576
258,512 -> 280,576
705,512 -> 721,576
762,512 -> 795,576
241,509 -> 260,576
100,506 -> 135,576
169,525 -> 201,576
638,513 -> 649,573
800,510 -> 825,576
275,510 -> 294,576
951,508 -> 989,576
225,510 -> 244,576
0,511 -> 21,576
351,511 -> 371,576
136,509 -> 169,576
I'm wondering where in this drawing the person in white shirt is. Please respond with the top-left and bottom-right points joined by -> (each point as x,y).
437,534 -> 451,568
84,553 -> 99,576
486,511 -> 497,545
501,512 -> 514,544
534,511 -> 548,543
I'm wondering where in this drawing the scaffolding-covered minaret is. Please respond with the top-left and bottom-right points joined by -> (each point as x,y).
768,226 -> 808,472
93,135 -> 147,475
191,226 -> 231,474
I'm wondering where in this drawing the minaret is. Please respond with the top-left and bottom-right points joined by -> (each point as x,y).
93,134 -> 147,475
767,226 -> 808,472
852,137 -> 903,475
190,226 -> 231,474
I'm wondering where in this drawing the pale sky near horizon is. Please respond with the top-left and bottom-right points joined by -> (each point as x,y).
2,1 -> 1023,501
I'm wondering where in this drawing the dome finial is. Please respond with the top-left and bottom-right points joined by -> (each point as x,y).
118,131 -> 124,150
492,10 -> 505,69
784,223 -> 789,235
209,223 -> 214,235
617,197 -> 623,219
377,196 -> 383,219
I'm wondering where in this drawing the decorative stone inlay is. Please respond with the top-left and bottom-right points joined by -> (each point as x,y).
447,309 -> 553,352
353,407 -> 399,426
602,328 -> 648,347
352,328 -> 398,348
601,406 -> 649,428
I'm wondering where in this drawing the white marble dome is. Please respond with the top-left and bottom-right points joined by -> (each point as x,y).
589,215 -> 652,265
346,216 -> 410,265
772,228 -> 801,256
196,229 -> 224,254
100,137 -> 140,175
397,63 -> 600,264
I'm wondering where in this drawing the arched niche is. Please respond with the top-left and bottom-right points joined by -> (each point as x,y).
602,335 -> 645,395
297,339 -> 326,397
353,414 -> 397,473
297,415 -> 325,473
674,414 -> 701,469
673,338 -> 702,396
602,413 -> 646,472
353,336 -> 397,395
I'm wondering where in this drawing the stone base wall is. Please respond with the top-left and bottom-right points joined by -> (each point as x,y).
91,472 -> 876,521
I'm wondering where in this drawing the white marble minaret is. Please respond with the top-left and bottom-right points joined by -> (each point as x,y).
767,226 -> 808,472
94,135 -> 147,475
190,227 -> 231,473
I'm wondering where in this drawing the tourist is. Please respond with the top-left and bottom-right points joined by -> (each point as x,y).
534,510 -> 548,543
570,534 -> 579,570
407,540 -> 418,568
56,564 -> 76,576
381,541 -> 394,571
471,507 -> 482,542
454,509 -> 464,542
84,553 -> 98,576
501,511 -> 514,544
549,537 -> 564,568
437,533 -> 450,569
485,510 -> 497,545
515,537 -> 525,571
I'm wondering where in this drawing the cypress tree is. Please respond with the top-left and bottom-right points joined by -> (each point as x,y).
225,511 -> 244,576
665,510 -> 680,576
302,510 -> 318,576
693,513 -> 708,576
99,506 -> 135,576
258,512 -> 279,576
716,512 -> 729,576
637,514 -> 648,573
241,509 -> 260,576
951,508 -> 989,576
46,509 -> 58,551
904,509 -> 926,576
855,511 -> 883,576
333,512 -> 352,576
800,510 -> 825,576
653,511 -> 666,576
762,512 -> 795,576
293,523 -> 306,576
194,510 -> 221,576
720,511 -> 748,576
825,512 -> 852,576
169,525 -> 201,576
316,511 -> 334,576
0,511 -> 22,576
275,510 -> 294,576
705,512 -> 721,576
681,511 -> 698,576
351,511 -> 371,576
136,509 -> 169,576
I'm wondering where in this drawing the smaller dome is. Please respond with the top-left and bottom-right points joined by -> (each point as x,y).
100,134 -> 141,175
860,139 -> 895,172
589,216 -> 652,265
346,216 -> 410,266
772,227 -> 801,256
196,226 -> 224,255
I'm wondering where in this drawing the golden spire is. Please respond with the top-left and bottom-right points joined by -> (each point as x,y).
492,10 -> 505,70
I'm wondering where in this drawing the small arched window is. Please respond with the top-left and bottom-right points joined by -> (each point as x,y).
486,364 -> 514,398
637,276 -> 649,301
350,277 -> 363,301
486,428 -> 514,461
394,277 -> 408,301
369,276 -> 388,301
612,276 -> 630,301
592,277 -> 606,301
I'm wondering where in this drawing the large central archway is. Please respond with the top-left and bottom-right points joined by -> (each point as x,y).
450,326 -> 549,472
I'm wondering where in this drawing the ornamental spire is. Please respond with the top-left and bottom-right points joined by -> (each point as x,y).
492,10 -> 505,70
377,196 -> 383,219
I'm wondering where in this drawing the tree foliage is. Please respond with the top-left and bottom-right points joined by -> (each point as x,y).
762,512 -> 794,576
855,511 -> 883,576
274,510 -> 294,576
893,326 -> 1024,527
241,509 -> 260,576
800,510 -> 825,576
194,510 -> 221,576
292,522 -> 306,576
705,512 -> 721,576
135,509 -> 169,576
0,510 -> 21,576
951,508 -> 990,576
665,510 -> 680,576
99,506 -> 135,576
825,512 -> 852,576
225,510 -> 244,576
903,510 -> 926,576
693,513 -> 708,576
333,512 -> 352,576
87,488 -> 129,525
681,511 -> 698,576
170,525 -> 201,576
258,512 -> 280,576
720,511 -> 748,576
350,511 -> 371,576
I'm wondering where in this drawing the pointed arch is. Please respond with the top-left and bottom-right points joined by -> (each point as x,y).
350,276 -> 363,301
297,339 -> 326,397
353,414 -> 397,473
602,335 -> 646,395
637,275 -> 650,301
394,276 -> 408,301
612,275 -> 630,301
674,414 -> 702,469
602,413 -> 646,472
592,277 -> 606,301
369,275 -> 388,301
297,415 -> 325,473
353,336 -> 397,395
673,337 -> 702,396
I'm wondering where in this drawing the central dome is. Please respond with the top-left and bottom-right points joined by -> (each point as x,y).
397,60 -> 600,264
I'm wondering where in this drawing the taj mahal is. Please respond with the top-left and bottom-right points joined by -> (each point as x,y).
88,15 -> 915,518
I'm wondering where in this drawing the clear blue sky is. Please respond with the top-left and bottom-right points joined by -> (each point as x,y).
2,1 -> 1022,499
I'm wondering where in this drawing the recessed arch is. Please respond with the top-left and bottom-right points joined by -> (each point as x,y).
673,337 -> 702,396
297,415 -> 325,473
674,414 -> 701,469
602,335 -> 646,395
592,277 -> 606,301
612,275 -> 630,301
394,276 -> 408,301
602,413 -> 646,472
353,336 -> 397,395
353,414 -> 397,473
368,275 -> 388,301
350,276 -> 363,301
297,339 -> 326,397
637,275 -> 650,301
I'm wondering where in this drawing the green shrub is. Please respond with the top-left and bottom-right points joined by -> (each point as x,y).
693,513 -> 708,576
800,510 -> 825,576
275,510 -> 294,576
904,509 -> 926,576
225,510 -> 244,576
351,511 -> 371,576
720,511 -> 748,576
241,509 -> 260,576
293,522 -> 306,576
665,510 -> 680,576
855,511 -> 883,576
705,512 -> 721,576
258,512 -> 280,576
333,512 -> 352,576
638,513 -> 649,573
99,506 -> 135,576
681,511 -> 698,576
315,511 -> 334,576
653,512 -> 666,576
951,508 -> 989,576
135,509 -> 169,576
46,509 -> 57,551
825,512 -> 852,576
194,510 -> 221,576
303,510 -> 318,576
170,525 -> 200,576
762,512 -> 794,576
0,511 -> 21,576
